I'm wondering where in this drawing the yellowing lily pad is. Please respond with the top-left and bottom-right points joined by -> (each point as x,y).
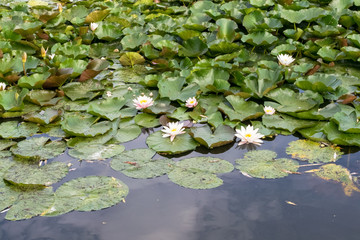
110,148 -> 174,179
286,140 -> 343,163
315,164 -> 360,196
235,150 -> 299,179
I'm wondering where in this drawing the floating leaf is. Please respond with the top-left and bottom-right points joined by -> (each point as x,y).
68,144 -> 125,160
61,80 -> 104,101
114,124 -> 142,143
119,52 -> 145,67
110,149 -> 173,179
236,150 -> 299,179
44,176 -> 128,216
315,164 -> 360,196
4,162 -> 69,187
168,157 -> 234,189
0,121 -> 39,139
61,112 -> 112,137
23,108 -> 60,125
189,125 -> 234,149
146,131 -> 199,154
10,137 -> 66,161
87,97 -> 127,121
0,140 -> 16,151
0,88 -> 29,111
263,114 -> 318,133
134,113 -> 160,128
26,90 -> 62,106
18,73 -> 51,89
286,140 -> 343,163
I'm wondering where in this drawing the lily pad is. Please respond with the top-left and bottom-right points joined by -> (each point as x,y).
44,176 -> 128,216
286,140 -> 343,163
168,157 -> 234,189
113,124 -> 142,143
315,164 -> 360,197
4,162 -> 69,187
110,148 -> 174,179
146,131 -> 199,155
0,140 -> 16,151
262,114 -> 318,133
189,125 -> 234,149
23,108 -> 60,125
0,121 -> 39,139
235,150 -> 299,179
61,80 -> 104,101
68,144 -> 125,160
10,137 -> 66,161
61,112 -> 112,137
87,97 -> 127,121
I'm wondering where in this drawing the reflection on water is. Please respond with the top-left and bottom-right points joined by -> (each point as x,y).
1,134 -> 360,240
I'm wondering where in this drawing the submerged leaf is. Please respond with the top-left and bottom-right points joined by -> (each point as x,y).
286,140 -> 343,163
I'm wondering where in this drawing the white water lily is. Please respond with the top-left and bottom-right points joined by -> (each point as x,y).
277,54 -> 295,66
185,97 -> 198,108
235,125 -> 264,146
48,54 -> 55,60
161,122 -> 186,142
264,106 -> 275,115
133,95 -> 154,110
106,91 -> 112,97
90,22 -> 99,31
0,83 -> 6,91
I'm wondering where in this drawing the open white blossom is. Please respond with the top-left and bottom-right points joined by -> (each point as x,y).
235,125 -> 264,146
48,54 -> 55,60
185,97 -> 198,108
277,54 -> 295,66
90,22 -> 99,31
161,122 -> 186,142
264,106 -> 275,115
106,91 -> 112,97
133,95 -> 154,110
0,83 -> 6,91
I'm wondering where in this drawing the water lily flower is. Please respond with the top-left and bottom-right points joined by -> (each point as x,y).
264,106 -> 275,115
90,22 -> 99,31
49,54 -> 55,60
57,3 -> 63,13
41,46 -> 48,58
277,54 -> 295,66
235,125 -> 264,146
106,91 -> 112,97
185,97 -> 198,108
133,95 -> 154,110
22,52 -> 27,63
161,122 -> 186,142
0,83 -> 6,91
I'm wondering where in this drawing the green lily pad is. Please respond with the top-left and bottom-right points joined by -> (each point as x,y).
0,88 -> 29,111
26,90 -> 62,106
23,108 -> 60,125
119,52 -> 145,67
110,148 -> 174,179
315,164 -> 360,196
44,176 -> 128,216
87,97 -> 127,121
218,95 -> 264,121
1,184 -> 55,221
61,80 -> 104,101
189,125 -> 234,149
241,31 -> 278,46
18,73 -> 51,89
332,110 -> 360,133
68,144 -> 125,160
235,150 -> 299,179
278,6 -> 327,24
295,74 -> 342,92
134,113 -> 160,128
146,131 -> 199,155
0,140 -> 16,151
10,137 -> 66,161
266,88 -> 321,113
0,121 -> 39,139
61,112 -> 112,137
4,162 -> 69,187
168,157 -> 234,189
114,124 -> 142,143
323,122 -> 360,146
263,113 -> 318,133
286,139 -> 343,163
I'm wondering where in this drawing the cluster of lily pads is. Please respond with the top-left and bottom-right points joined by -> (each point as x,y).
1,0 -> 360,220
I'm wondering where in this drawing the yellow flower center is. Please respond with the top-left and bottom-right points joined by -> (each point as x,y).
171,128 -> 177,132
140,99 -> 147,104
189,101 -> 194,104
266,110 -> 271,113
245,133 -> 252,138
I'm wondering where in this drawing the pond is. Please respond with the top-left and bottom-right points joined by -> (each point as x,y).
1,133 -> 360,240
1,0 -> 360,239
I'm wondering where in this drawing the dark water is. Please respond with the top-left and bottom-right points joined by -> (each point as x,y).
1,133 -> 360,240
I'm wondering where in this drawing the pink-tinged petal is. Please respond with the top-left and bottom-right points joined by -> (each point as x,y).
170,135 -> 175,142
